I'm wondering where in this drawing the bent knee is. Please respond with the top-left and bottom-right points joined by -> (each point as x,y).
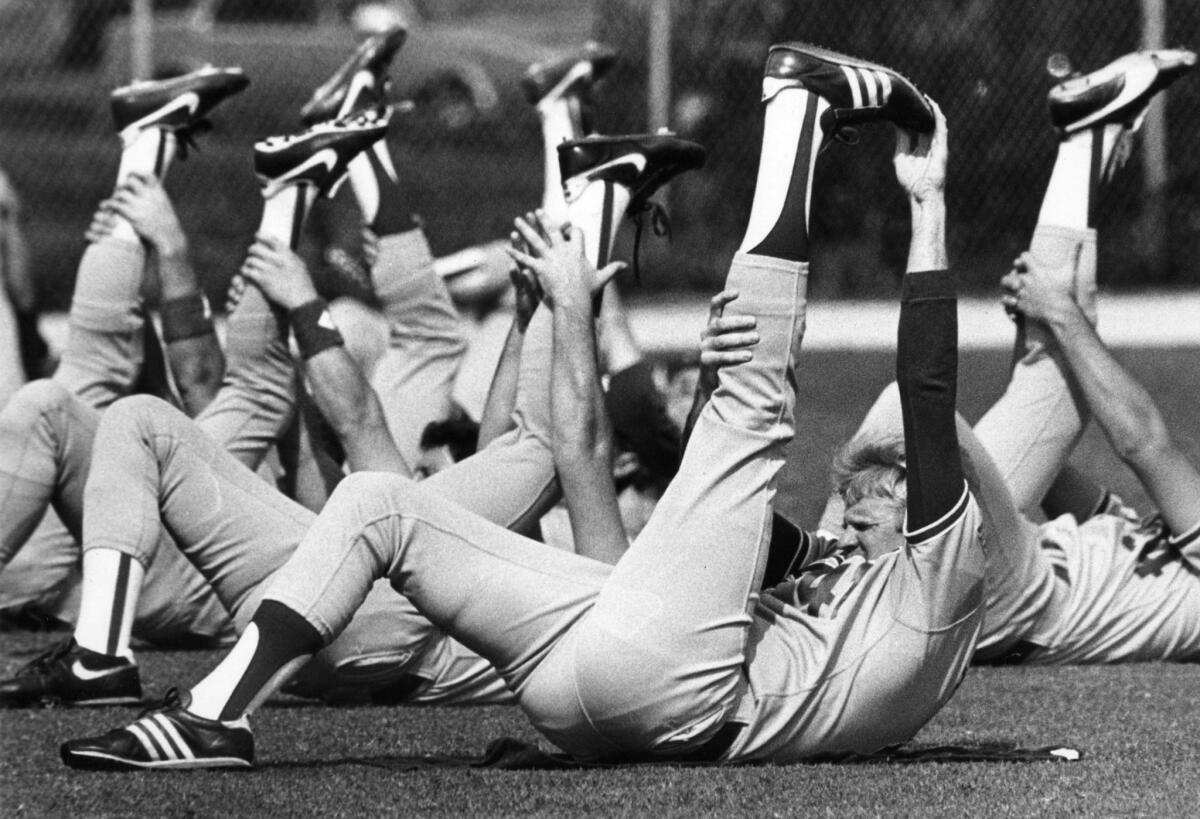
8,379 -> 74,418
101,394 -> 181,434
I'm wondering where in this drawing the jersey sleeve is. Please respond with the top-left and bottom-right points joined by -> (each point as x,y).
896,269 -> 963,533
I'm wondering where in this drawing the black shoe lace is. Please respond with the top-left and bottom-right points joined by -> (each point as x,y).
1103,127 -> 1135,182
819,125 -> 860,154
628,199 -> 672,284
18,638 -> 75,673
135,686 -> 187,719
171,118 -> 213,161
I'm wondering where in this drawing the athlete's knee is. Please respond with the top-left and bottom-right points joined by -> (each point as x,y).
101,394 -> 181,438
0,380 -> 80,448
332,470 -> 419,505
6,378 -> 73,421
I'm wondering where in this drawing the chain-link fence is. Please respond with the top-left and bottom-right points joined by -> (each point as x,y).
1,0 -> 1198,309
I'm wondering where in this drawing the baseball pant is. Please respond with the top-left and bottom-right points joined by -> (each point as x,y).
261,252 -> 802,760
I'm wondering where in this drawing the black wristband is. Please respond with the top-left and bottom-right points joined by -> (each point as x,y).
290,299 -> 344,360
159,293 -> 214,342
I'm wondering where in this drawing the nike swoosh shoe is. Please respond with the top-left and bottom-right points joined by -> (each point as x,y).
255,106 -> 393,199
61,688 -> 253,771
522,41 -> 620,106
301,24 -> 407,125
763,42 -> 935,134
1048,48 -> 1196,136
0,638 -> 141,708
558,132 -> 706,215
110,66 -> 250,141
558,133 -> 705,276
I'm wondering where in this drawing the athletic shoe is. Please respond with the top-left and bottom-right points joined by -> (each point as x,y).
1048,48 -> 1197,136
255,107 -> 393,199
110,66 -> 249,139
763,42 -> 935,134
300,24 -> 407,125
0,638 -> 141,708
558,133 -> 706,216
521,42 -> 620,106
61,688 -> 253,771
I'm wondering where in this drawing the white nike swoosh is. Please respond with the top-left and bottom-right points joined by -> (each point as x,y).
338,71 -> 376,119
563,155 -> 647,202
283,148 -> 340,182
71,659 -> 123,682
130,91 -> 200,130
1066,61 -> 1159,132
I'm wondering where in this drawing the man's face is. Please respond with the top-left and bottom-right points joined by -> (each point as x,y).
840,496 -> 905,560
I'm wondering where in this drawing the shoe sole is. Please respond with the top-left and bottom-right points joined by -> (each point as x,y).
62,749 -> 252,771
771,42 -> 912,84
1,694 -> 141,709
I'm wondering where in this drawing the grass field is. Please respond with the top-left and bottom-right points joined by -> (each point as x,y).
3,346 -> 1200,816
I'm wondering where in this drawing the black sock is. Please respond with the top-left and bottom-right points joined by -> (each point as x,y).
218,600 -> 323,721
368,145 -> 419,237
748,98 -> 819,262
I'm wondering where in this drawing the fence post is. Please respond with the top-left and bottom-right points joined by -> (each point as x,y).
130,0 -> 154,81
647,0 -> 672,131
1140,0 -> 1168,280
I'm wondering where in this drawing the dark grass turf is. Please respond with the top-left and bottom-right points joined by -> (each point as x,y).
3,346 -> 1200,815
6,632 -> 1200,817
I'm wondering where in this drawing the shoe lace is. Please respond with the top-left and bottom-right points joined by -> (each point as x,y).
1103,126 -> 1135,182
18,638 -> 75,673
171,118 -> 213,161
134,686 -> 187,720
627,199 -> 672,284
819,124 -> 860,154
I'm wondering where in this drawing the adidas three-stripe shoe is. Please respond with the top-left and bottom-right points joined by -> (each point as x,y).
111,66 -> 249,140
763,42 -> 935,134
0,638 -> 141,708
300,24 -> 407,125
61,688 -> 253,771
1048,48 -> 1196,136
558,133 -> 706,216
255,107 -> 393,199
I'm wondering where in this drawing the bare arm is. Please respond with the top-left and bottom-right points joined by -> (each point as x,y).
240,234 -> 409,475
101,174 -> 224,415
508,213 -> 628,564
477,269 -> 541,448
1004,261 -> 1200,535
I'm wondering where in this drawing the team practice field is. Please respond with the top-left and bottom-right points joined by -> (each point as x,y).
5,343 -> 1199,816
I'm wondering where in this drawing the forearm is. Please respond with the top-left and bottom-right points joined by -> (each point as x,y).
1045,308 -> 1200,534
906,199 -> 947,274
294,300 -> 409,475
477,311 -> 527,447
165,335 -> 224,415
1048,309 -> 1168,464
159,283 -> 223,416
551,297 -> 626,563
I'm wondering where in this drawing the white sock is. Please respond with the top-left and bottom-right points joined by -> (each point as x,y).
259,183 -> 317,249
73,549 -> 144,660
346,141 -> 397,226
187,624 -> 310,721
538,97 -> 582,228
739,86 -> 828,254
1036,130 -> 1091,230
188,625 -> 260,720
111,128 -> 177,243
564,175 -> 633,268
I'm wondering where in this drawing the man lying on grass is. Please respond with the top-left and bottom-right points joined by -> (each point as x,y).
61,44 -> 991,769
